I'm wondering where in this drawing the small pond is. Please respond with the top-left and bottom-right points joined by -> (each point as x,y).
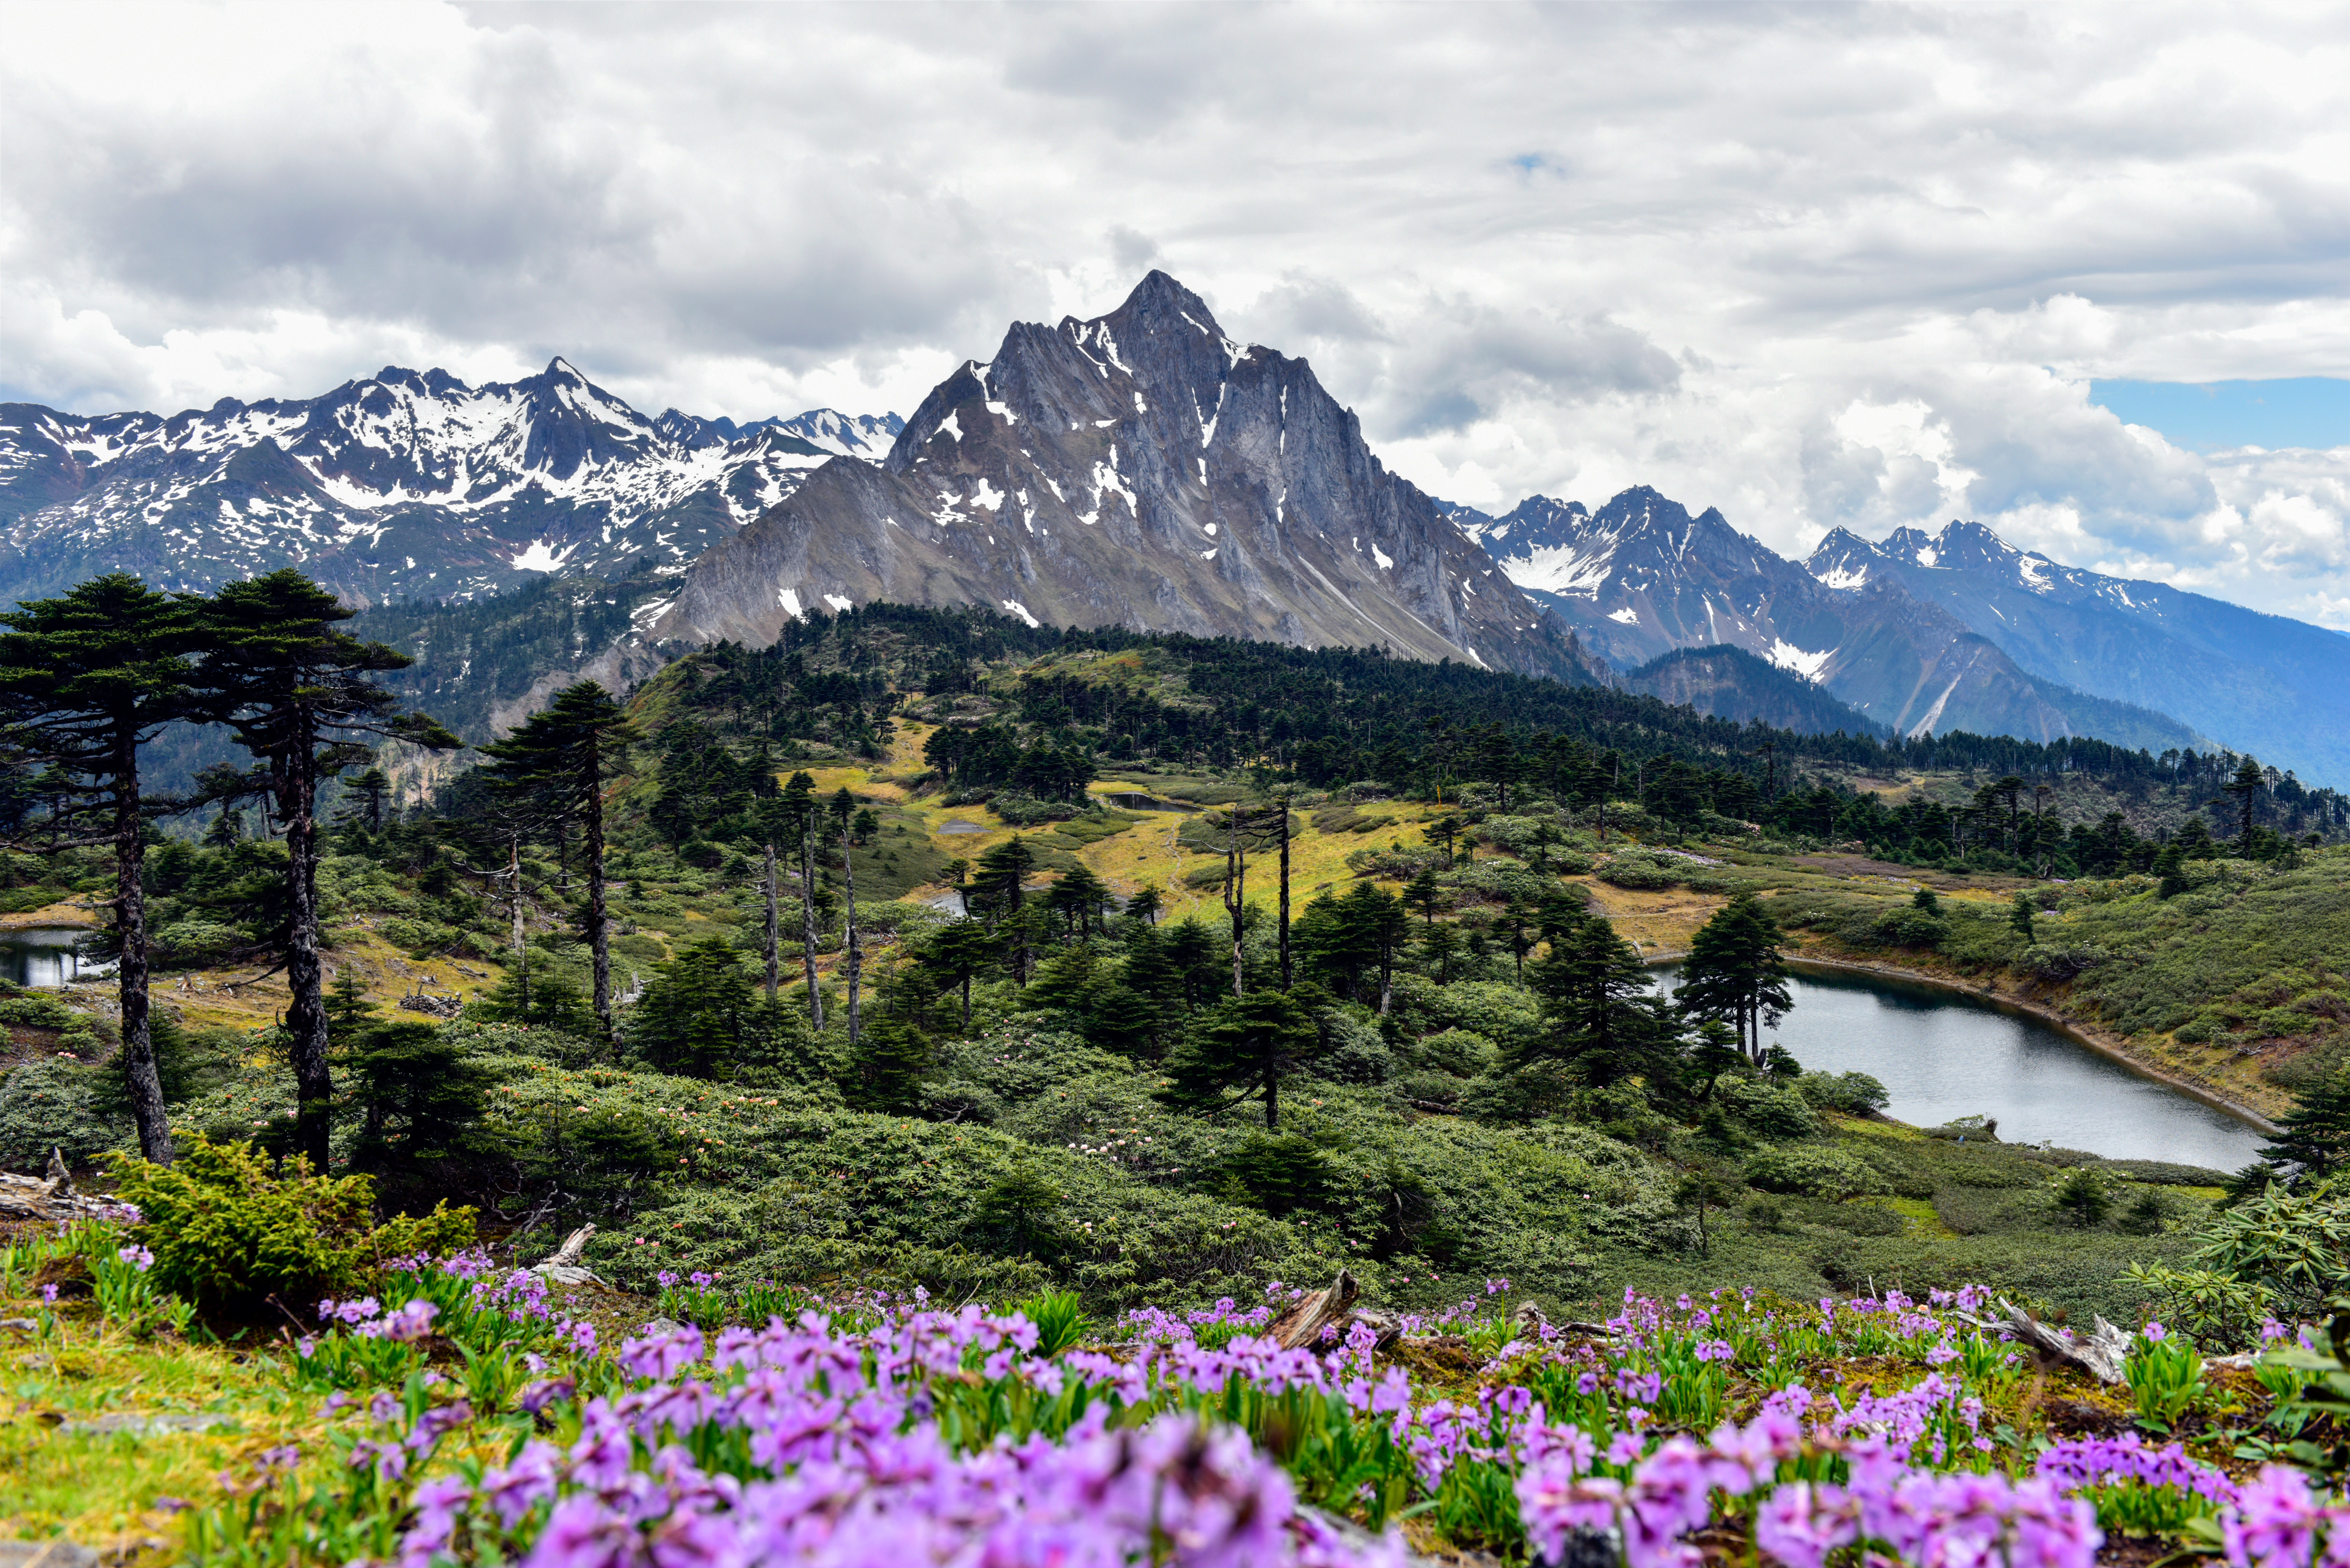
937,820 -> 988,835
1649,963 -> 2267,1171
0,927 -> 110,988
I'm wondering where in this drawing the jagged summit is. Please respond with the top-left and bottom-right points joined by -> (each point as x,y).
655,273 -> 1607,683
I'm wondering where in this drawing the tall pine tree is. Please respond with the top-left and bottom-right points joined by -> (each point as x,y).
479,682 -> 635,1040
193,570 -> 454,1172
0,574 -> 206,1162
1673,892 -> 1793,1064
1161,989 -> 1323,1129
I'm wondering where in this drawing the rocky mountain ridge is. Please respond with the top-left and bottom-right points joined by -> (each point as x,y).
1805,520 -> 2350,782
654,272 -> 1610,685
1446,486 -> 2205,753
0,363 -> 901,607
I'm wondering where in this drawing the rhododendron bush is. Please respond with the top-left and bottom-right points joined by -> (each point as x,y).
163,1251 -> 2350,1568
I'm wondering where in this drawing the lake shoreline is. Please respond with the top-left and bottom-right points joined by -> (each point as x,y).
1640,942 -> 2281,1138
1782,954 -> 2281,1138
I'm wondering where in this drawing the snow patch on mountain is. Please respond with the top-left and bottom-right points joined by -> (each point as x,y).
1766,639 -> 1833,681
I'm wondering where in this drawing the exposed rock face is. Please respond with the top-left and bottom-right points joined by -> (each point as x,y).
654,273 -> 1607,684
0,364 -> 899,607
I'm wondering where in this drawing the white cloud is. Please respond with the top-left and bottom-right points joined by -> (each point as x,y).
3,2 -> 2347,620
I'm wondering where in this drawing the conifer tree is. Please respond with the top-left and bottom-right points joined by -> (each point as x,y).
1674,893 -> 1792,1064
0,574 -> 206,1163
479,681 -> 633,1042
1522,910 -> 1668,1086
844,1016 -> 929,1112
2155,842 -> 2190,899
915,920 -> 995,1031
336,766 -> 392,833
2009,890 -> 2037,941
2253,1065 -> 2350,1181
1161,989 -> 1322,1129
1085,985 -> 1162,1059
1403,867 -> 1443,927
193,569 -> 456,1171
1047,863 -> 1112,939
2223,755 -> 2266,847
629,936 -> 797,1079
973,835 -> 1039,981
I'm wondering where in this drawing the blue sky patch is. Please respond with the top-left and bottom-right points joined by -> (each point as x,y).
2090,378 -> 2350,453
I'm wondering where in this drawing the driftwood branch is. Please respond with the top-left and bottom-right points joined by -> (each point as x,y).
531,1224 -> 603,1286
1956,1297 -> 2133,1384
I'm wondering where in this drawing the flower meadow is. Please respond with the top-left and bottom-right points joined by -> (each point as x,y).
60,1241 -> 2328,1568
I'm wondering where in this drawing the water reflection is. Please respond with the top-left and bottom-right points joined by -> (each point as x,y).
0,927 -> 109,988
1650,963 -> 2267,1171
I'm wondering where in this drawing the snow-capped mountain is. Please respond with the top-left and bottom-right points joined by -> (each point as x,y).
0,363 -> 902,607
1453,488 -> 2208,753
657,272 -> 1610,684
1807,520 -> 2350,783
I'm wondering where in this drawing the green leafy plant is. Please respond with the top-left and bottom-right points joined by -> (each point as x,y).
1016,1288 -> 1094,1356
2124,1326 -> 2207,1432
2262,1297 -> 2350,1479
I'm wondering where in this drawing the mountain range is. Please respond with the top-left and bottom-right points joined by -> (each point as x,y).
0,365 -> 900,606
1444,489 -> 2216,757
1803,521 -> 2350,784
7,269 -> 2345,782
1445,487 -> 2349,782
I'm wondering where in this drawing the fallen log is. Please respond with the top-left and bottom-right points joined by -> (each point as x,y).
1268,1270 -> 1359,1349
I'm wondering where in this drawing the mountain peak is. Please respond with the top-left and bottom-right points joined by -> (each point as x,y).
657,275 -> 1601,683
1112,270 -> 1223,335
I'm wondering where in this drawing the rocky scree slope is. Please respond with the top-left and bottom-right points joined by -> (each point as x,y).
1450,488 -> 2208,752
0,362 -> 900,607
654,272 -> 1610,685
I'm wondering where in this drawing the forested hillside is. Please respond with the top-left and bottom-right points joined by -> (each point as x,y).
9,575 -> 2350,1566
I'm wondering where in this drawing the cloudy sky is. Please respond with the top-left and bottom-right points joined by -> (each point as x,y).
6,2 -> 2348,624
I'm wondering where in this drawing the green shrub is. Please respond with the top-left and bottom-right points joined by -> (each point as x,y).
2019,943 -> 2113,981
1743,1145 -> 1885,1200
1414,1028 -> 1496,1077
1714,1078 -> 1817,1138
379,917 -> 459,956
0,992 -> 87,1031
0,1059 -> 123,1167
153,919 -> 241,969
1597,854 -> 1679,891
109,1136 -> 476,1308
1842,906 -> 1949,949
1793,1070 -> 1891,1115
